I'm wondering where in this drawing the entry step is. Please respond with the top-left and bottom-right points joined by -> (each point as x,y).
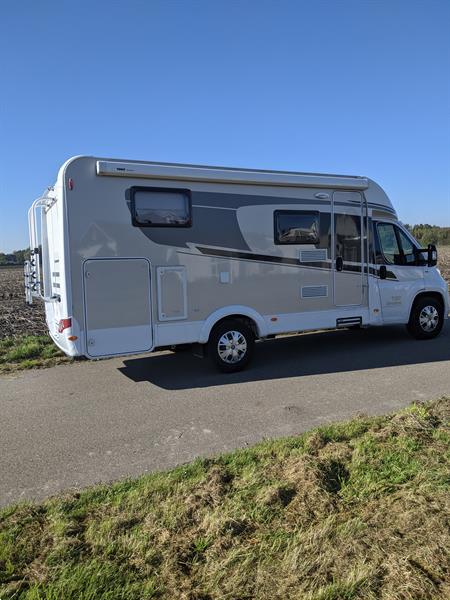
336,316 -> 362,328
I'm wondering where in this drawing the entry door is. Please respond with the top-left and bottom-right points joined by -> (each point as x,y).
332,192 -> 365,306
84,258 -> 152,357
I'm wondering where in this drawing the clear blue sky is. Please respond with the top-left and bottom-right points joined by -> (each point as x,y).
1,0 -> 449,252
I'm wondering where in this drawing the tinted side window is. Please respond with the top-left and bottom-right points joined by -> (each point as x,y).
377,223 -> 401,264
397,229 -> 416,264
376,223 -> 420,265
335,214 -> 362,263
275,211 -> 319,244
131,188 -> 191,227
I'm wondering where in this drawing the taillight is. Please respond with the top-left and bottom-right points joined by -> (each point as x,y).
58,318 -> 72,333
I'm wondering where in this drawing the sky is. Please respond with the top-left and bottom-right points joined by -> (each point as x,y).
0,0 -> 449,252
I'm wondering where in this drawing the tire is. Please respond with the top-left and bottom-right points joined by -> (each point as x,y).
407,296 -> 444,340
208,319 -> 255,373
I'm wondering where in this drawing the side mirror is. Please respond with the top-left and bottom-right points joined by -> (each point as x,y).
427,244 -> 437,267
336,256 -> 343,272
379,265 -> 387,280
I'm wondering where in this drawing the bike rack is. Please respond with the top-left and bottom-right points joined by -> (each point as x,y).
25,191 -> 60,305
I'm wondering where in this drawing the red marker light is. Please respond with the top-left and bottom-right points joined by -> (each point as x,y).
68,178 -> 74,190
58,318 -> 72,333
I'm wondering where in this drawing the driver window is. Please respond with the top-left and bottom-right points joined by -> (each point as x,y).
397,229 -> 416,265
377,223 -> 401,264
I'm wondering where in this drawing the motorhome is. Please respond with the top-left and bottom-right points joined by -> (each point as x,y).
25,156 -> 448,372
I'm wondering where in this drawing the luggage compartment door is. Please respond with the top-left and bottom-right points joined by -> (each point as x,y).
83,258 -> 152,357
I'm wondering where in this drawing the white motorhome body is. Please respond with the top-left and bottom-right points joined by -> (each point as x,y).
26,156 -> 448,371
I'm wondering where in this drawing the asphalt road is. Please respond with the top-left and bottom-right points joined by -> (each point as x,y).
1,323 -> 450,507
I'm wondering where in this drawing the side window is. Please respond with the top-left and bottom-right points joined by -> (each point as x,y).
130,187 -> 191,227
397,229 -> 416,265
274,211 -> 319,244
376,223 -> 418,265
335,214 -> 362,263
377,223 -> 401,264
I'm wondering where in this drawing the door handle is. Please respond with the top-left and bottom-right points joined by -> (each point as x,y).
379,265 -> 387,280
336,256 -> 343,272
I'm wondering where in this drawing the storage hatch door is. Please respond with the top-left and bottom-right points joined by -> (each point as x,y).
84,258 -> 152,357
157,266 -> 187,321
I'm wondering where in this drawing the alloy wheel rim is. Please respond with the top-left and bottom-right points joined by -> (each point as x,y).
218,330 -> 247,363
419,305 -> 439,332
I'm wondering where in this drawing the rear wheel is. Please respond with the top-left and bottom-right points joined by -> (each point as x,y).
208,319 -> 255,373
407,296 -> 444,340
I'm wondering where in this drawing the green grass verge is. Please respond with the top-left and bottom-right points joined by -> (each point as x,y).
0,399 -> 449,599
0,335 -> 70,373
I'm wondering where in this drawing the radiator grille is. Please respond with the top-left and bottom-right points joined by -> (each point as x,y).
301,285 -> 328,299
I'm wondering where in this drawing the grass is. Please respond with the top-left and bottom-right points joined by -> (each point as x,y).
1,399 -> 449,599
0,335 -> 70,373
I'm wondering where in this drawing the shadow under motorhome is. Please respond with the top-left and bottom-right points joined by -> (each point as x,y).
25,156 -> 449,372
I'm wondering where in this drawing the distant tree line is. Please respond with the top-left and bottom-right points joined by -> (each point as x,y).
1,226 -> 449,265
404,225 -> 450,247
0,249 -> 29,265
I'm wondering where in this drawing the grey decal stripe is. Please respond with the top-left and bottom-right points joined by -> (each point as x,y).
196,245 -> 301,266
194,246 -> 397,279
192,204 -> 237,211
194,198 -> 395,213
178,249 -> 332,272
194,191 -> 395,213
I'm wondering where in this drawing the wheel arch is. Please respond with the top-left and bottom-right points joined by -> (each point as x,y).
408,290 -> 446,321
198,306 -> 267,344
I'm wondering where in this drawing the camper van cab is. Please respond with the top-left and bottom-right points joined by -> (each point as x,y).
25,156 -> 448,372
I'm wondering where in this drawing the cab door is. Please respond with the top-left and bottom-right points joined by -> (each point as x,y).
374,222 -> 424,323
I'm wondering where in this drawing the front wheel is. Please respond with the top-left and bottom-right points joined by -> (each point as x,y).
407,296 -> 444,340
208,319 -> 255,373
